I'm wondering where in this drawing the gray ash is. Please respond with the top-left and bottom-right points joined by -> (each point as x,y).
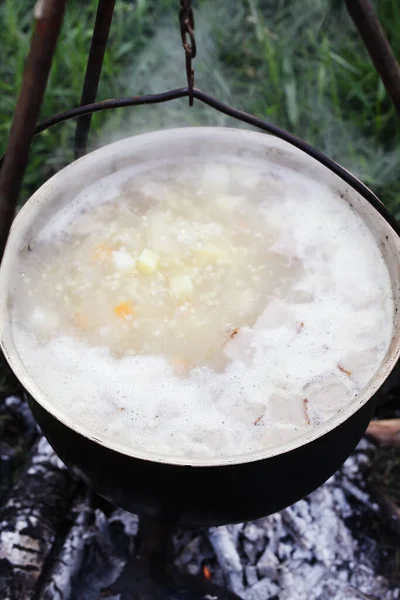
0,395 -> 399,599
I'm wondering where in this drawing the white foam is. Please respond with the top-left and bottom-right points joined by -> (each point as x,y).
10,157 -> 394,460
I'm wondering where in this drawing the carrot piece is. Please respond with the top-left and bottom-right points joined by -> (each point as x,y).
338,364 -> 352,376
92,244 -> 112,261
170,358 -> 190,375
114,302 -> 135,319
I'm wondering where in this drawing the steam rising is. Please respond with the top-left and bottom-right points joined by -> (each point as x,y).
95,0 -> 400,207
96,3 -> 242,147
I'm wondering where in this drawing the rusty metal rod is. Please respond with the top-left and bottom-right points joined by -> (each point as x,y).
0,0 -> 67,262
74,0 -> 116,159
345,0 -> 400,117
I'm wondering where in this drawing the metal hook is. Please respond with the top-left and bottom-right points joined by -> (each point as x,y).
179,0 -> 196,106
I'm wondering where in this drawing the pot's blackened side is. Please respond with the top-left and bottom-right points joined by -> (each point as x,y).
29,397 -> 376,526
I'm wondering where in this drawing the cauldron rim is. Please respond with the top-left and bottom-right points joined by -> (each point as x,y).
1,126 -> 399,468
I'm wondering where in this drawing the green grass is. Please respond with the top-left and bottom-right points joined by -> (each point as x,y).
1,0 -> 400,394
1,0 -> 400,207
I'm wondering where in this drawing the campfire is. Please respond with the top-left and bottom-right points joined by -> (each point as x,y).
1,391 -> 400,599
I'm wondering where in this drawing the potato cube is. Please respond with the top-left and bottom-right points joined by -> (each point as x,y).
112,250 -> 136,272
196,246 -> 227,263
138,248 -> 160,275
170,275 -> 194,300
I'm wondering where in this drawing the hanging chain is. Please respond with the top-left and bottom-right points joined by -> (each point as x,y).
179,0 -> 196,106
